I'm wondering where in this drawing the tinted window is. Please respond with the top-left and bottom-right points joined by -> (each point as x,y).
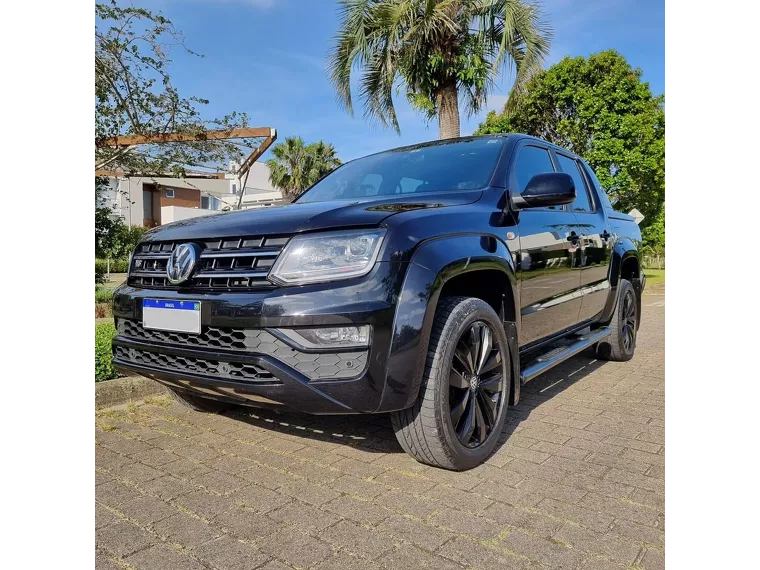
297,137 -> 505,203
556,154 -> 593,213
581,161 -> 614,209
513,145 -> 560,209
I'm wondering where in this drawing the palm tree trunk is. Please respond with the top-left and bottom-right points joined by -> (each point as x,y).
436,81 -> 460,139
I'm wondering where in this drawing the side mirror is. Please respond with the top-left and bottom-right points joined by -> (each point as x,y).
518,172 -> 576,209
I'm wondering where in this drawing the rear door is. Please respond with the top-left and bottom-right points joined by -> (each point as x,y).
510,142 -> 583,347
554,152 -> 612,322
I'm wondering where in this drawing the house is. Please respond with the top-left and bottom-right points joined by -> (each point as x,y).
97,162 -> 283,227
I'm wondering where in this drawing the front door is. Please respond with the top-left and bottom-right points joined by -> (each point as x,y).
554,152 -> 612,322
510,143 -> 583,348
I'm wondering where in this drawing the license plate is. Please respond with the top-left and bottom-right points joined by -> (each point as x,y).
143,299 -> 201,334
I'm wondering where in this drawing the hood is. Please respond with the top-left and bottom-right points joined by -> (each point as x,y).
142,191 -> 482,242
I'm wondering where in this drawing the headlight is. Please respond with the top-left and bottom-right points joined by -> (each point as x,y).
269,229 -> 386,285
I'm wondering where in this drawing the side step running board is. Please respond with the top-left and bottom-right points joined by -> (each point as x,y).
520,327 -> 612,384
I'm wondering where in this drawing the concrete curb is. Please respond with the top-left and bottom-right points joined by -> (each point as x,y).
95,376 -> 166,409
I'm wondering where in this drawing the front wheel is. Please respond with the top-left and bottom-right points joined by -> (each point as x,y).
391,297 -> 511,471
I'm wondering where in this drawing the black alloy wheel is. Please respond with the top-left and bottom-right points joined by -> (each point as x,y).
449,321 -> 505,448
621,288 -> 637,353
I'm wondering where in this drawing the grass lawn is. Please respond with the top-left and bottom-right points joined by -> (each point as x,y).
644,268 -> 665,287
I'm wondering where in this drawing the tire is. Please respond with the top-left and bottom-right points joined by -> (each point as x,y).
167,387 -> 233,414
597,279 -> 638,362
390,297 -> 512,471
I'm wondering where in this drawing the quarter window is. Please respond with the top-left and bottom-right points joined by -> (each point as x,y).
556,154 -> 593,213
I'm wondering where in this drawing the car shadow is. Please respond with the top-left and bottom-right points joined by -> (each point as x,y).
220,350 -> 607,458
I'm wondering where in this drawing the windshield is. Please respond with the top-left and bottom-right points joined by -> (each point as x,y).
296,137 -> 506,203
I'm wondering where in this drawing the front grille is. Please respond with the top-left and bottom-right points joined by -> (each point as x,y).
119,319 -> 248,350
114,346 -> 278,384
128,235 -> 290,290
117,319 -> 369,381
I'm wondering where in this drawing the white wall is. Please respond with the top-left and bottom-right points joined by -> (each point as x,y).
161,206 -> 222,224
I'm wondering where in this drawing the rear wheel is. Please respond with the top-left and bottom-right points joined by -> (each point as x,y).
167,387 -> 233,414
391,297 -> 511,471
597,279 -> 638,361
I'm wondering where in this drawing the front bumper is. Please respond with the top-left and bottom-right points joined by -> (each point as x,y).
112,262 -> 404,414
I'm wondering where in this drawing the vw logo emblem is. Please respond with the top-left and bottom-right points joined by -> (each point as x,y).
167,243 -> 200,285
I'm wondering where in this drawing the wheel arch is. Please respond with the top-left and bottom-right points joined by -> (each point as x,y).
601,237 -> 643,324
376,234 -> 521,412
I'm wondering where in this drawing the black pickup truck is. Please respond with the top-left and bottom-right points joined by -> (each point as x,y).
113,134 -> 644,470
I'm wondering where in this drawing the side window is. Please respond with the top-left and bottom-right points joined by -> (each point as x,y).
556,154 -> 593,213
581,161 -> 614,210
513,145 -> 560,209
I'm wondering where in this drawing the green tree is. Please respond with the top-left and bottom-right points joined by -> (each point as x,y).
328,0 -> 551,140
476,50 -> 665,246
95,1 -> 254,175
267,137 -> 342,199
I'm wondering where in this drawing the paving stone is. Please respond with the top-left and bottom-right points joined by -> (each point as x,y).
231,484 -> 292,513
153,512 -> 222,546
324,495 -> 390,525
373,490 -> 440,518
421,484 -> 493,515
373,470 -> 437,494
378,544 -> 461,570
429,507 -> 502,540
259,527 -> 334,567
124,543 -> 206,570
139,475 -> 196,501
278,479 -> 341,506
193,535 -> 270,570
96,520 -> 154,558
482,502 -> 563,537
192,470 -> 248,496
320,520 -> 396,560
175,489 -> 237,519
436,536 -> 531,569
97,480 -> 140,508
332,457 -> 388,479
213,506 -> 282,541
118,495 -> 179,527
268,500 -> 342,534
95,502 -> 119,529
329,474 -> 388,500
94,553 -> 122,570
499,529 -> 585,568
313,551 -> 382,570
536,498 -> 614,533
118,462 -> 164,484
376,514 -> 455,551
129,448 -> 181,468
556,523 -> 642,564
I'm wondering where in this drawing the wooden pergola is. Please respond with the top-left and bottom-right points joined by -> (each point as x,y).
95,127 -> 277,210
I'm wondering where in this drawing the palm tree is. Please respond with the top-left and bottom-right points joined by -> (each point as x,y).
328,0 -> 551,139
267,137 -> 342,199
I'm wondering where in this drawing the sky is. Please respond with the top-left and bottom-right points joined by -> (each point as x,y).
142,0 -> 664,162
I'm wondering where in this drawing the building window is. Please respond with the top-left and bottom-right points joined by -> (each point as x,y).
165,189 -> 175,198
202,196 -> 219,210
231,183 -> 237,195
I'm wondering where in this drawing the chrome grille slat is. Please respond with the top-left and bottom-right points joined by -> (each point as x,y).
128,234 -> 290,291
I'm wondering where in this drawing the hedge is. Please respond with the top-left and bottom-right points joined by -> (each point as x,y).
96,323 -> 120,382
95,286 -> 114,303
95,258 -> 130,274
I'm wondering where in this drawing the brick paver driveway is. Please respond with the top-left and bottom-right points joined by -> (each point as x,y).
96,287 -> 665,570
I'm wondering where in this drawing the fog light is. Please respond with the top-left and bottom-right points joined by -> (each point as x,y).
276,326 -> 371,349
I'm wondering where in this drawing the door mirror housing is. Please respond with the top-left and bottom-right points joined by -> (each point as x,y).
518,172 -> 576,209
